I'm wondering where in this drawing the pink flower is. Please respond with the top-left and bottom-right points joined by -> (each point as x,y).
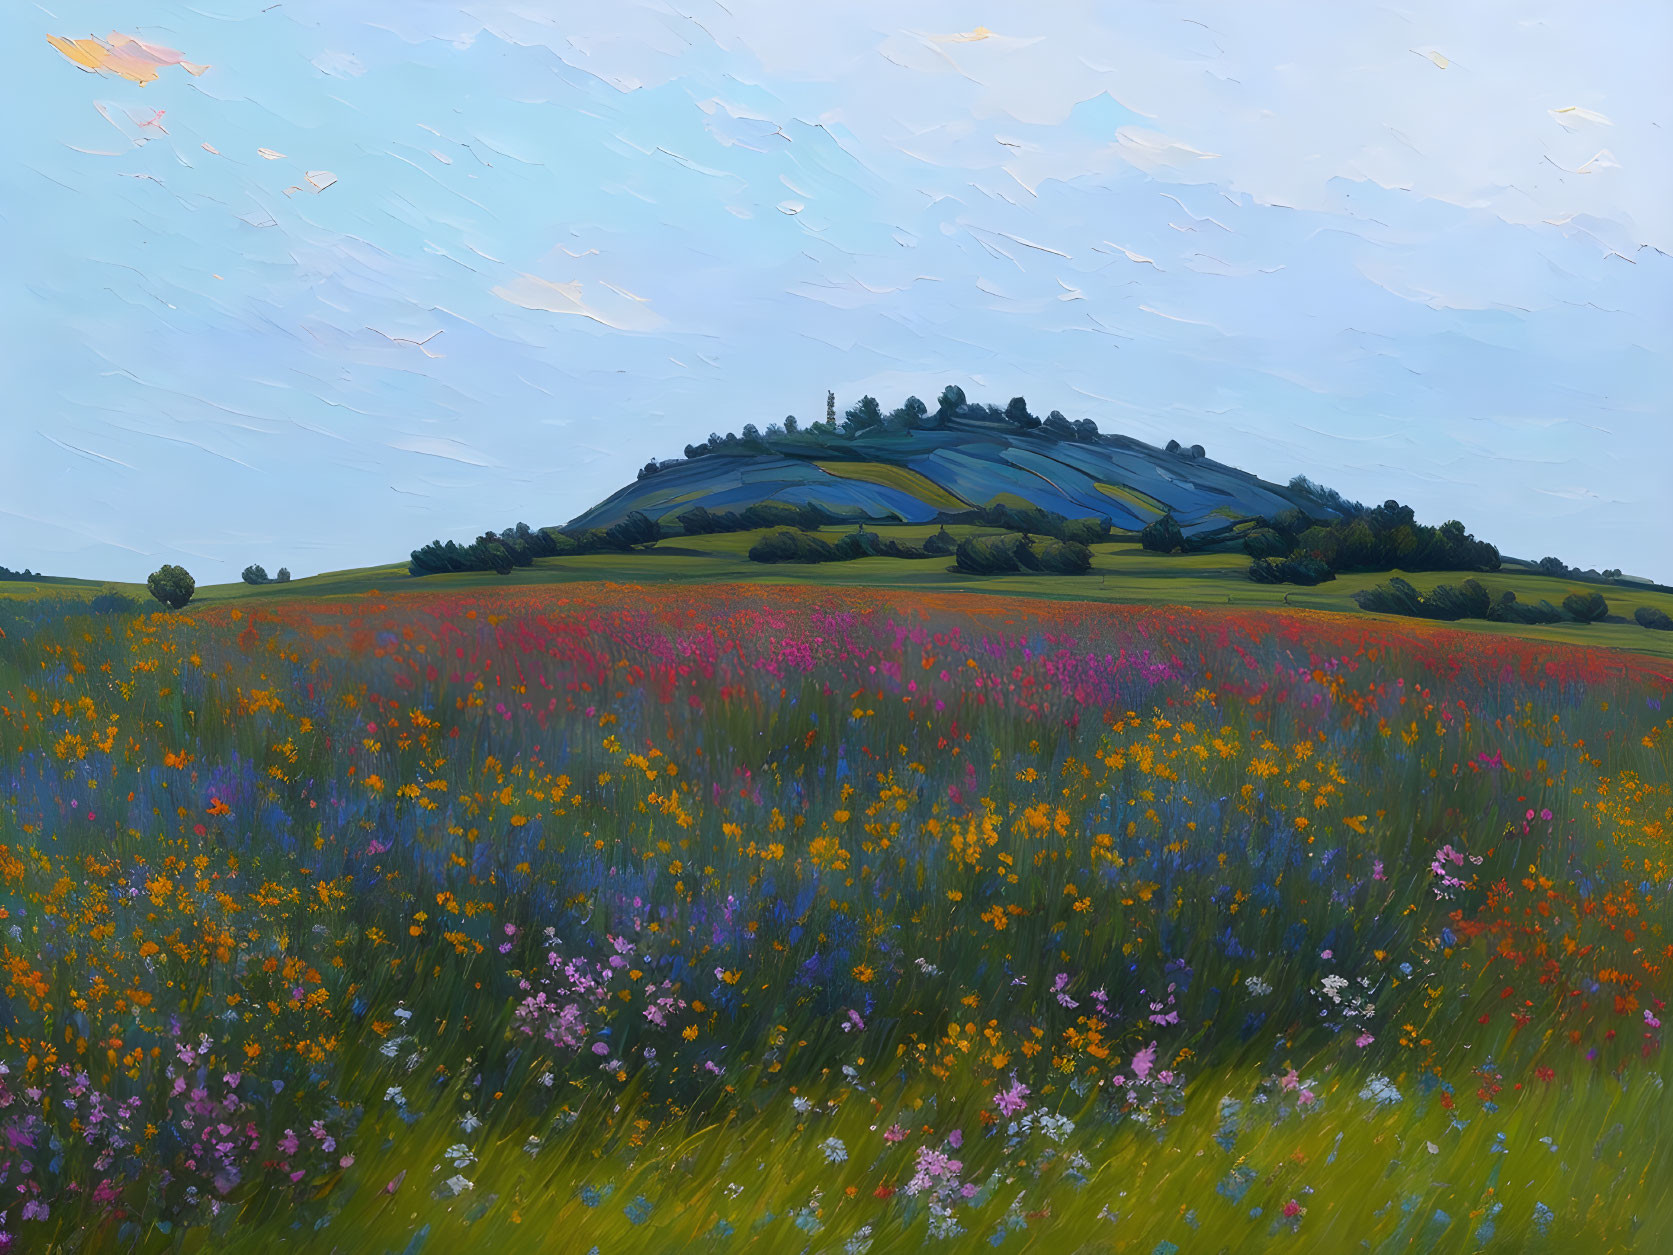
1283,1200 -> 1301,1219
1372,860 -> 1386,881
1355,1033 -> 1375,1048
1320,949 -> 1333,960
1131,1042 -> 1157,1084
947,1128 -> 963,1149
884,1124 -> 906,1143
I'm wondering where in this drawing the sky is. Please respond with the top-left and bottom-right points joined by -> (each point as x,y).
3,1 -> 1669,584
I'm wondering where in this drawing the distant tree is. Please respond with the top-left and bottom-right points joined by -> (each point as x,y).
147,565 -> 195,610
1074,418 -> 1100,441
275,568 -> 291,583
1188,443 -> 1205,459
826,391 -> 836,426
1139,514 -> 1186,554
741,422 -> 761,442
1043,409 -> 1074,438
843,396 -> 883,434
1165,439 -> 1182,454
1635,606 -> 1673,631
934,384 -> 967,426
886,395 -> 928,430
784,415 -> 799,434
241,564 -> 270,586
1537,556 -> 1567,577
1004,396 -> 1039,429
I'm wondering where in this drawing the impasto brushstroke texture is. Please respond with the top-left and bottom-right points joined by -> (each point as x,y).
2,1 -> 1668,582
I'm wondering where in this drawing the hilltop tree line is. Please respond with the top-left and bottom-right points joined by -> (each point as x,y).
635,385 -> 1208,479
0,564 -> 41,581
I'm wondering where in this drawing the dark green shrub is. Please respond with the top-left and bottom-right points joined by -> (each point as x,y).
739,502 -> 822,532
1139,514 -> 1186,554
1634,606 -> 1673,631
88,589 -> 140,614
1058,517 -> 1111,547
1249,556 -> 1335,586
1562,590 -> 1609,623
1417,579 -> 1491,621
1242,528 -> 1290,559
241,564 -> 270,586
605,511 -> 662,551
1037,540 -> 1092,574
956,533 -> 1036,574
748,531 -> 840,564
922,528 -> 958,557
275,568 -> 291,583
1352,577 -> 1425,615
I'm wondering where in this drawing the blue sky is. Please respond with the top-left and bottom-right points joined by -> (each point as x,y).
3,1 -> 1669,583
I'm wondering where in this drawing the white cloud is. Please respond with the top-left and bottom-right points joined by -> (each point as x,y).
492,274 -> 666,331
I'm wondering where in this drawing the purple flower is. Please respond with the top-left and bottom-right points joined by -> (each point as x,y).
993,1080 -> 1030,1116
1131,1042 -> 1158,1083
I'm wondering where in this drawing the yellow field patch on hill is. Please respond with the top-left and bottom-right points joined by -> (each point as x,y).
815,462 -> 969,512
1094,482 -> 1166,517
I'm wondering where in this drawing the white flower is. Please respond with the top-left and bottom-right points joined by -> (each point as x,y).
793,1096 -> 813,1114
820,1137 -> 848,1163
1359,1075 -> 1402,1106
384,1086 -> 405,1105
393,1007 -> 413,1022
444,1143 -> 476,1168
440,1174 -> 474,1196
460,1112 -> 482,1133
1245,975 -> 1272,996
844,1224 -> 875,1255
1037,1113 -> 1075,1144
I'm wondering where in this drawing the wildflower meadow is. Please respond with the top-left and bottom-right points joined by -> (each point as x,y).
1,585 -> 1670,1252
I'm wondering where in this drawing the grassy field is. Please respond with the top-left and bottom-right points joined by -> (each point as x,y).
16,524 -> 1671,661
1,582 -> 1671,1251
